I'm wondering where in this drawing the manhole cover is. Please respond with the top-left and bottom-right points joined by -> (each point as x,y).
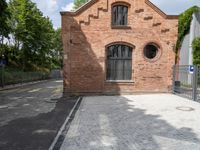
0,105 -> 8,109
176,106 -> 195,111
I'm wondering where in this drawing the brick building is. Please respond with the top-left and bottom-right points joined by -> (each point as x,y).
61,0 -> 178,96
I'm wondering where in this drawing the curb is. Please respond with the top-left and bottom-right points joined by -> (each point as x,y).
48,97 -> 82,150
0,79 -> 57,91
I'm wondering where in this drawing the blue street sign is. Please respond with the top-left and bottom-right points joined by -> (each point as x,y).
189,65 -> 194,74
0,60 -> 6,66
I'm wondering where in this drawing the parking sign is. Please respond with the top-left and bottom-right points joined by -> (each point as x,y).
189,65 -> 194,74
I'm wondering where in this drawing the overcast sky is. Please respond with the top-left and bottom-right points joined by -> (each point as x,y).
31,0 -> 200,29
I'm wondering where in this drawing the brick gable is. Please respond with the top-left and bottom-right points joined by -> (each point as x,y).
61,0 -> 178,96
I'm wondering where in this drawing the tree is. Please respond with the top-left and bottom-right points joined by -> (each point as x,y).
0,0 -> 63,72
73,0 -> 89,9
51,28 -> 63,69
0,0 -> 10,38
8,0 -> 55,71
0,0 -> 11,57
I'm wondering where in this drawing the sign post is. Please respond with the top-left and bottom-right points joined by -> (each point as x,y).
0,58 -> 6,88
192,66 -> 198,101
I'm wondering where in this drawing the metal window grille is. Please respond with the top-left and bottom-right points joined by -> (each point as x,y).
112,5 -> 128,26
106,45 -> 132,80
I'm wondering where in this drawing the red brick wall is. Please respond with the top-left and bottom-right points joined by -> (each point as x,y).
61,0 -> 178,95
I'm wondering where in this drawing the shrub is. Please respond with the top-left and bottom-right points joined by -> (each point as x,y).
192,37 -> 200,65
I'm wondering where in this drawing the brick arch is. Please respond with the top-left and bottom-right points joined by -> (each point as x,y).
105,41 -> 135,50
111,1 -> 131,7
102,35 -> 136,49
104,41 -> 134,82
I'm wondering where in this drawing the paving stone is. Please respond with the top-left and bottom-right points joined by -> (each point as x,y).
61,94 -> 200,150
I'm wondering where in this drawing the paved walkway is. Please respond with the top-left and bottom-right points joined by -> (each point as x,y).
61,94 -> 200,150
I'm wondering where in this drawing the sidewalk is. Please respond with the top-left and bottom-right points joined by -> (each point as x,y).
0,79 -> 55,91
60,94 -> 200,150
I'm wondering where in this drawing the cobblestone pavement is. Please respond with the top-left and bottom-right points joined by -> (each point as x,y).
61,94 -> 200,150
0,80 -> 78,150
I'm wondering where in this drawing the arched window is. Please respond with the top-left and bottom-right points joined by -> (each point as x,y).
107,44 -> 132,80
112,5 -> 128,26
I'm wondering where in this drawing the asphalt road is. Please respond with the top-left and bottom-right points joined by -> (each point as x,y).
0,80 -> 77,150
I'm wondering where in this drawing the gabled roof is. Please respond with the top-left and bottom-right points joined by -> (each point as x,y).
60,0 -> 179,19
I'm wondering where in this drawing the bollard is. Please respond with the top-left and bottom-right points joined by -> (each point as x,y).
192,66 -> 198,101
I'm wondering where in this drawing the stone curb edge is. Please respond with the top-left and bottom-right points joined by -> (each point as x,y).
49,97 -> 82,150
0,79 -> 56,91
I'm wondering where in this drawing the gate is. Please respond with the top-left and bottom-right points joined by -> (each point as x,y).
173,65 -> 199,101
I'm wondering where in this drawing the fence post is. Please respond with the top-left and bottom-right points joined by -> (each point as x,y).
192,65 -> 198,101
172,65 -> 176,94
1,65 -> 4,88
0,66 -> 2,87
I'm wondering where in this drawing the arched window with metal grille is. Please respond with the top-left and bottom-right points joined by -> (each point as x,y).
106,44 -> 132,80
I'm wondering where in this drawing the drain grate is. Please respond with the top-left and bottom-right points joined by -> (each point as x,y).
176,106 -> 195,111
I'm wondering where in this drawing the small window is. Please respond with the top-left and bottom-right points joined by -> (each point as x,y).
112,5 -> 128,26
107,44 -> 132,80
144,44 -> 159,59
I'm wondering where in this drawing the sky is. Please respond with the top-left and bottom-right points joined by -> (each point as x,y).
31,0 -> 200,29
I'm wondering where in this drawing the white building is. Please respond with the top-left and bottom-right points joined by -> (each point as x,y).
179,11 -> 200,66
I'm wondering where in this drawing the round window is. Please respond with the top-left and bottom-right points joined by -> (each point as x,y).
144,44 -> 159,59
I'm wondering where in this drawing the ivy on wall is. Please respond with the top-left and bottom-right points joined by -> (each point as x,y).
192,37 -> 200,65
176,6 -> 200,51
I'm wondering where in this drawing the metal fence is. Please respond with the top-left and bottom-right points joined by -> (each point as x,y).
173,65 -> 199,101
197,66 -> 200,101
0,66 -> 50,87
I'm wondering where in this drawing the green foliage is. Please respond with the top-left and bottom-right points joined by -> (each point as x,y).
73,0 -> 89,9
192,37 -> 200,65
0,0 -> 63,72
51,28 -> 63,69
0,0 -> 11,39
0,0 -> 11,59
0,0 -> 63,86
8,0 -> 55,70
176,6 -> 200,51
